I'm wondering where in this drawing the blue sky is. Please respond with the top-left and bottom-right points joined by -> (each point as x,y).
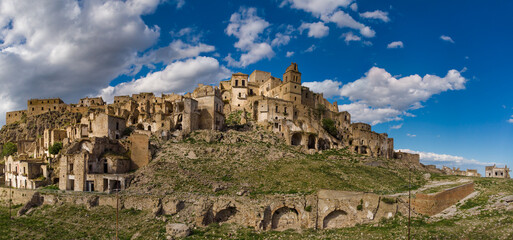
0,0 -> 512,174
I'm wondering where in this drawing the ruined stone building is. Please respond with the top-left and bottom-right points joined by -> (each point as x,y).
218,63 -> 396,158
58,137 -> 131,192
4,155 -> 49,189
442,166 -> 482,177
2,62 -> 426,192
485,165 -> 510,178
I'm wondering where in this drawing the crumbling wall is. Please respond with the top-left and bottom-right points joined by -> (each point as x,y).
413,182 -> 474,216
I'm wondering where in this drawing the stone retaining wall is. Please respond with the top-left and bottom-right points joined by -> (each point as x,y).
0,187 -> 408,230
413,182 -> 474,216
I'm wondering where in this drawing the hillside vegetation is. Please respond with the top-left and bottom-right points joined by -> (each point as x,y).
127,129 -> 429,196
1,177 -> 512,239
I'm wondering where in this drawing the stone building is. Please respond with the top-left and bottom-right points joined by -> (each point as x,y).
26,98 -> 67,116
5,110 -> 26,125
58,137 -> 131,192
442,166 -> 482,177
485,165 -> 510,178
4,155 -> 49,189
81,112 -> 126,140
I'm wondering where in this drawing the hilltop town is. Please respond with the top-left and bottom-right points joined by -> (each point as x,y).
0,63 -> 420,191
0,63 -> 510,239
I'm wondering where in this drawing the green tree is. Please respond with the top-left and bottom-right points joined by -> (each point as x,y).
2,142 -> 17,157
49,142 -> 63,155
322,118 -> 339,138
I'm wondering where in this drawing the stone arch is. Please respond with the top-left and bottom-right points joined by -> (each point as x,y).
291,133 -> 302,146
307,135 -> 316,149
271,207 -> 300,230
317,138 -> 330,150
323,210 -> 349,229
214,206 -> 237,223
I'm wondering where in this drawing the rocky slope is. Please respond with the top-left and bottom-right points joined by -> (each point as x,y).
126,129 -> 434,196
0,111 -> 81,143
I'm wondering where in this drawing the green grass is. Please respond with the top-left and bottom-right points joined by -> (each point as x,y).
0,204 -> 166,240
128,132 -> 428,196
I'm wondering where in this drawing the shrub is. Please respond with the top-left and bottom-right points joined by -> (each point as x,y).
122,127 -> 133,137
2,142 -> 17,157
322,118 -> 338,138
305,205 -> 312,212
381,197 -> 396,204
357,199 -> 363,211
226,110 -> 243,126
49,142 -> 63,155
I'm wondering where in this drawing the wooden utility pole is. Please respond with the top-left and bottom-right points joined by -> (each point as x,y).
408,165 -> 411,240
9,179 -> 12,220
116,176 -> 119,240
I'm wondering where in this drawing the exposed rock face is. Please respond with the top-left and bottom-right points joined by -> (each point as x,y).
17,192 -> 43,216
0,111 -> 81,143
166,223 -> 191,238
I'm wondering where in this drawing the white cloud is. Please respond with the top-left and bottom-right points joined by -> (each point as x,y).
406,133 -> 416,137
440,35 -> 455,43
299,22 -> 330,38
0,0 -> 163,125
508,115 -> 513,123
341,32 -> 361,44
350,3 -> 358,11
304,44 -> 316,53
136,40 -> 215,71
390,123 -> 403,130
323,10 -> 375,37
338,103 -> 402,125
271,33 -> 292,47
340,67 -> 466,111
321,67 -> 466,125
286,51 -> 295,57
398,149 -> 497,168
387,41 -> 404,49
174,0 -> 185,9
282,0 -> 354,16
100,57 -> 230,102
225,7 -> 274,67
360,10 -> 390,22
303,79 -> 342,98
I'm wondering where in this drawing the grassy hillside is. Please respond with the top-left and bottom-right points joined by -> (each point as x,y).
127,130 -> 429,196
1,177 -> 512,239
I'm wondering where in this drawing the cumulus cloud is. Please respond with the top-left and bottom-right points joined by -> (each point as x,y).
271,33 -> 292,47
340,67 -> 466,111
360,10 -> 390,22
440,35 -> 455,43
338,103 -> 402,125
398,149 -> 497,169
304,44 -> 316,53
387,41 -> 404,49
302,79 -> 342,98
323,10 -> 375,37
224,7 -> 274,67
100,57 -> 230,102
508,115 -> 513,123
349,3 -> 358,11
341,32 -> 361,44
0,0 -> 163,125
282,0 -> 353,16
286,51 -> 295,57
390,123 -> 403,130
299,22 -> 330,38
318,67 -> 467,124
135,40 -> 215,72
